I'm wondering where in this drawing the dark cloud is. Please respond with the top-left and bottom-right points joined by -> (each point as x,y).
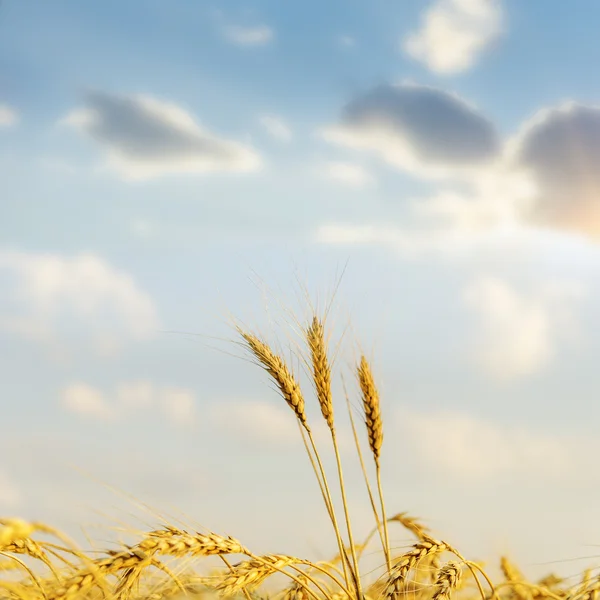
65,91 -> 260,179
515,104 -> 600,237
323,83 -> 500,175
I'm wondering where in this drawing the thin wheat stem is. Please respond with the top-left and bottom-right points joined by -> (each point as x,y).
376,465 -> 391,574
330,429 -> 363,600
304,426 -> 353,591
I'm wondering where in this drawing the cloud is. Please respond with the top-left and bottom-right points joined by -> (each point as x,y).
318,83 -> 600,254
399,409 -> 571,479
60,380 -> 197,427
337,35 -> 356,48
403,0 -> 503,74
223,24 -> 273,46
209,400 -> 351,450
0,104 -> 18,127
0,250 -> 159,355
0,470 -> 20,507
463,276 -> 584,379
161,387 -> 196,426
210,400 -> 298,447
63,91 -> 261,180
116,381 -> 154,410
62,383 -> 115,420
131,218 -> 154,238
324,162 -> 374,187
321,83 -> 500,179
509,103 -> 600,239
259,115 -> 292,142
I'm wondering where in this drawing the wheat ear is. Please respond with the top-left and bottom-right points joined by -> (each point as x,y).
307,315 -> 363,600
357,355 -> 391,574
432,561 -> 463,600
383,538 -> 449,600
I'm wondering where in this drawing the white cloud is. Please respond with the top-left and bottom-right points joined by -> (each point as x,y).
259,115 -> 292,142
0,470 -> 20,507
210,400 -> 298,447
63,91 -> 261,180
116,381 -> 155,410
324,161 -> 374,187
223,24 -> 273,46
0,251 -> 159,355
131,218 -> 154,238
209,400 -> 352,451
62,383 -> 115,420
399,409 -> 570,479
337,35 -> 356,48
161,387 -> 196,426
0,104 -> 18,127
321,82 -> 500,180
463,276 -> 584,379
403,0 -> 503,74
60,381 -> 196,427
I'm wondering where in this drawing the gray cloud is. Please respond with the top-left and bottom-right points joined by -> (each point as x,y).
64,91 -> 261,180
513,103 -> 600,238
322,83 -> 500,178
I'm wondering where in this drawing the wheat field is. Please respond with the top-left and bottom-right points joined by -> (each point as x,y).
1,312 -> 596,600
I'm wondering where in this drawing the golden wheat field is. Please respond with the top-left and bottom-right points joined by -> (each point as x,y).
1,311 -> 597,600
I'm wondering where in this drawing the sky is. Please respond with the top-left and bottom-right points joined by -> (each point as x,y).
3,0 -> 600,586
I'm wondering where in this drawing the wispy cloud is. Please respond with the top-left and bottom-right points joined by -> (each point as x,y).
463,276 -> 585,379
62,383 -> 115,420
399,409 -> 571,480
61,380 -> 197,427
323,161 -> 374,187
0,251 -> 159,356
403,0 -> 503,74
223,24 -> 273,47
0,104 -> 18,127
161,387 -> 196,427
209,400 -> 352,451
259,114 -> 292,142
63,91 -> 261,180
337,35 -> 356,48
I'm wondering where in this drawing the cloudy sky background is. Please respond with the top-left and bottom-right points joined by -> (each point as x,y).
3,0 -> 600,584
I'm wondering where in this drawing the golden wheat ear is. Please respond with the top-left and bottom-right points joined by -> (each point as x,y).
306,315 -> 334,431
239,330 -> 309,430
432,561 -> 463,600
305,315 -> 363,600
356,356 -> 391,574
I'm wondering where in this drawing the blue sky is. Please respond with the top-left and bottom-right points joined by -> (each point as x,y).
3,0 -> 600,584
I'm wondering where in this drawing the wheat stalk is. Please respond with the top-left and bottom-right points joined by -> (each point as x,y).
306,315 -> 362,600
